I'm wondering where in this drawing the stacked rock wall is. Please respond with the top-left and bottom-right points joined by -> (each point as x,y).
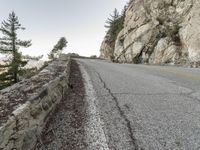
0,55 -> 71,150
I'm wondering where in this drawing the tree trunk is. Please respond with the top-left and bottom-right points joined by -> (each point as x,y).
12,23 -> 18,83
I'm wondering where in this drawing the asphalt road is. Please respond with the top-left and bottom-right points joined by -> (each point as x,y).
76,58 -> 200,150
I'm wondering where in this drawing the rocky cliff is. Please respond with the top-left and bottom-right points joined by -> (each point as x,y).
100,38 -> 114,60
100,0 -> 200,67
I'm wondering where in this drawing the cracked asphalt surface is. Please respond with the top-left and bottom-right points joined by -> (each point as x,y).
40,58 -> 200,150
76,58 -> 200,150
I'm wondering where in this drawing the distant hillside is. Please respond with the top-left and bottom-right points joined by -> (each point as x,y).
0,57 -> 44,69
23,60 -> 44,69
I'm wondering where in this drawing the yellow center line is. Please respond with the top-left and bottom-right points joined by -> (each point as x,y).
162,69 -> 200,80
140,65 -> 200,80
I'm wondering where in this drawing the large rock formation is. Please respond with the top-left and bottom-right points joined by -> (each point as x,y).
100,38 -> 114,60
100,0 -> 200,67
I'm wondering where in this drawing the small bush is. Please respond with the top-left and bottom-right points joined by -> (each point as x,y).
90,55 -> 97,59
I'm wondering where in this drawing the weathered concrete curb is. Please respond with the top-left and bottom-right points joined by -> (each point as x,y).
0,55 -> 71,150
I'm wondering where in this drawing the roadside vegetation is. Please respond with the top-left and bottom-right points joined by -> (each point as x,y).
90,55 -> 97,59
48,37 -> 67,61
0,12 -> 32,89
0,12 -> 67,90
104,6 -> 127,60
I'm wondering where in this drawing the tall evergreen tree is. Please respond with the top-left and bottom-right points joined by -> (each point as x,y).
105,8 -> 126,43
105,9 -> 120,41
105,8 -> 120,29
0,11 -> 31,88
48,37 -> 67,60
104,8 -> 126,60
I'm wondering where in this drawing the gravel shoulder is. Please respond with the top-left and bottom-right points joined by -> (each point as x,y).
37,60 -> 87,149
37,59 -> 109,150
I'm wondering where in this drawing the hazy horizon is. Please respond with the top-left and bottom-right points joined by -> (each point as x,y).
0,0 -> 127,59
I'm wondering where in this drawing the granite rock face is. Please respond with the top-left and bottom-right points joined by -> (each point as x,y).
100,38 -> 114,60
100,0 -> 200,67
0,55 -> 71,150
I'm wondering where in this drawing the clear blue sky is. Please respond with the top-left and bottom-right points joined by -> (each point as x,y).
0,0 -> 127,59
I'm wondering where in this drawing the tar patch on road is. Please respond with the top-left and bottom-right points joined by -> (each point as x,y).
36,60 -> 88,150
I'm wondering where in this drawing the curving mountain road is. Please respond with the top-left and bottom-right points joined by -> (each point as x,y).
76,58 -> 200,150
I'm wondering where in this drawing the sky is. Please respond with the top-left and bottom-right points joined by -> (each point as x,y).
0,0 -> 127,59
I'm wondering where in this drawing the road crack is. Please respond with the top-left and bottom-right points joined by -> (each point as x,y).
95,71 -> 138,150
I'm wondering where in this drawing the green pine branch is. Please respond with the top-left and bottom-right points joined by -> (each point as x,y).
0,11 -> 31,87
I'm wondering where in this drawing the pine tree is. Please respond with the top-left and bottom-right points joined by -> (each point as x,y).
0,11 -> 31,88
48,37 -> 67,60
104,8 -> 126,60
105,9 -> 119,41
105,8 -> 120,29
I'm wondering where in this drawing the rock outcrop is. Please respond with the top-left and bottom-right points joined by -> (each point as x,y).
100,0 -> 200,67
100,38 -> 114,60
0,54 -> 71,150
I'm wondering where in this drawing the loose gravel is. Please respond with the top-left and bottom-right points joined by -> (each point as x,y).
37,60 -> 88,150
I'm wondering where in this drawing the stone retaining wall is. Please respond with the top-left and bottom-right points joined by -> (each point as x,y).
0,55 -> 71,150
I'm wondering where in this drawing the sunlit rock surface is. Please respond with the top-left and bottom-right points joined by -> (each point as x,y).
100,0 -> 200,67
